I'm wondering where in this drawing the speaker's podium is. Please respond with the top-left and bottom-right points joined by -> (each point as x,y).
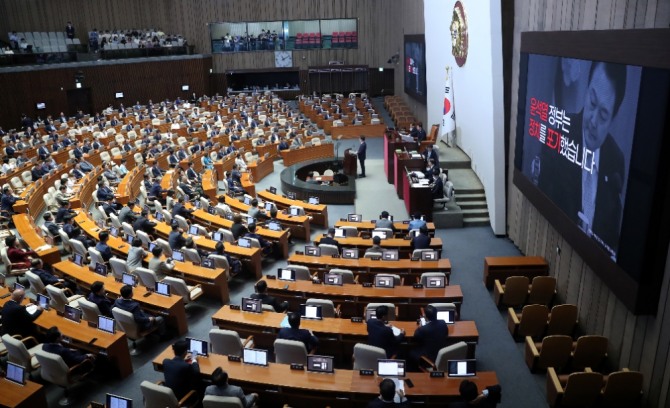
343,148 -> 357,176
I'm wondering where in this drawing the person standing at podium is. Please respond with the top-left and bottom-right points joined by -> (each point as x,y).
356,135 -> 367,178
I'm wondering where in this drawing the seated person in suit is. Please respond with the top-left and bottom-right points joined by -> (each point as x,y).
249,279 -> 288,312
410,225 -> 431,251
365,236 -> 384,256
5,235 -> 38,269
87,281 -> 113,317
168,222 -> 187,250
366,305 -> 405,358
244,223 -> 273,256
43,326 -> 96,371
163,339 -> 202,401
172,196 -> 193,219
457,380 -> 502,408
367,378 -> 410,408
95,231 -> 113,262
148,246 -> 175,281
0,288 -> 43,338
248,199 -> 269,221
277,312 -> 319,353
410,305 -> 448,370
231,214 -> 249,240
431,170 -> 444,199
132,209 -> 157,236
113,285 -> 165,335
97,180 -> 115,202
1,186 -> 18,213
408,212 -> 427,232
318,228 -> 341,251
70,226 -> 95,249
211,241 -> 242,277
205,367 -> 259,408
126,238 -> 148,272
56,200 -> 77,223
42,211 -> 61,237
31,258 -> 77,293
376,211 -> 396,233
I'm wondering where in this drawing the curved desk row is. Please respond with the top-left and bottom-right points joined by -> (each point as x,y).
334,220 -> 436,237
224,194 -> 311,240
313,236 -> 443,259
258,189 -> 329,227
280,143 -> 334,167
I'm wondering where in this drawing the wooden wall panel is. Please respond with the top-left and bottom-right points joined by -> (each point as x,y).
507,1 -> 670,406
0,56 -> 210,129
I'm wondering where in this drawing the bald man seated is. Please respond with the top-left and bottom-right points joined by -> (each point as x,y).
0,288 -> 43,338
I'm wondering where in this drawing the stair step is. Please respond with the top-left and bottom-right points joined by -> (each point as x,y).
462,208 -> 490,216
455,193 -> 486,202
441,161 -> 471,170
459,201 -> 487,210
463,217 -> 491,227
453,187 -> 485,195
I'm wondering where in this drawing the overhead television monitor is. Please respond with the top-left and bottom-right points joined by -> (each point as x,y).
181,85 -> 190,91
513,30 -> 670,314
36,102 -> 46,110
115,92 -> 124,99
404,34 -> 427,104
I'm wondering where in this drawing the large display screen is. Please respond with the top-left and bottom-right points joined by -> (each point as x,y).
514,30 -> 670,315
404,35 -> 427,103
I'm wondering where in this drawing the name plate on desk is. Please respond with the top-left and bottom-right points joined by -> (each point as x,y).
351,317 -> 364,323
331,254 -> 340,258
228,355 -> 241,362
410,257 -> 420,261
413,283 -> 424,289
267,275 -> 277,280
362,282 -> 373,288
430,371 -> 445,378
359,369 -> 374,376
229,304 -> 241,310
290,363 -> 305,370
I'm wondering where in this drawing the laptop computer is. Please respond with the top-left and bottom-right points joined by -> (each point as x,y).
155,281 -> 171,296
324,273 -> 343,286
171,250 -> 185,262
342,248 -> 359,259
243,348 -> 268,366
212,232 -> 223,242
304,245 -> 320,256
188,225 -> 199,236
372,230 -> 388,240
94,263 -> 108,276
125,234 -> 134,244
13,282 -> 25,291
5,362 -> 25,386
64,304 -> 82,323
375,275 -> 395,288
382,250 -> 399,261
289,207 -> 300,216
347,214 -> 362,222
247,216 -> 255,225
300,304 -> 323,320
186,337 -> 208,357
148,242 -> 157,252
307,355 -> 334,373
377,359 -> 406,377
106,393 -> 133,408
73,253 -> 84,266
308,197 -> 319,205
447,359 -> 477,377
238,237 -> 251,248
421,250 -> 438,261
334,228 -> 345,238
207,206 -> 216,215
36,293 -> 50,310
420,309 -> 455,326
155,211 -> 164,221
98,315 -> 115,334
264,202 -> 274,211
267,221 -> 282,231
109,227 -> 119,237
287,191 -> 296,199
122,273 -> 137,287
241,297 -> 263,313
278,268 -> 295,281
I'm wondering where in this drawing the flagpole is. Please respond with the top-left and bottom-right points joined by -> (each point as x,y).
441,65 -> 456,147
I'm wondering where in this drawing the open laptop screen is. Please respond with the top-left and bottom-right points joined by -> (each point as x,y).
94,263 -> 108,276
377,359 -> 406,377
447,359 -> 477,377
426,275 -> 446,288
106,394 -> 132,408
290,207 -> 300,216
382,250 -> 399,261
243,348 -> 268,366
73,253 -> 84,266
334,228 -> 345,238
307,355 -> 334,373
372,230 -> 388,240
64,304 -> 82,323
188,225 -> 199,236
265,202 -> 274,211
36,293 -> 50,310
122,273 -> 136,287
171,250 -> 185,262
155,211 -> 164,221
241,297 -> 263,313
421,250 -> 438,261
109,227 -> 119,237
267,221 -> 282,231
155,282 -> 171,296
212,232 -> 223,242
308,196 -> 319,205
238,238 -> 251,248
98,316 -> 115,334
201,258 -> 215,269
278,268 -> 295,281
186,337 -> 208,356
300,304 -> 323,320
5,362 -> 25,385
304,245 -> 320,256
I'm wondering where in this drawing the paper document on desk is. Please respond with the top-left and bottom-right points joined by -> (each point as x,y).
391,325 -> 402,336
392,378 -> 405,402
26,304 -> 38,315
418,179 -> 430,185
400,135 -> 414,143
279,315 -> 291,328
36,245 -> 52,252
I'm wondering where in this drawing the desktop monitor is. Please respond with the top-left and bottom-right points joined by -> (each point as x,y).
94,263 -> 108,276
207,205 -> 216,215
238,238 -> 251,248
308,196 -> 319,205
347,214 -> 362,222
264,202 -> 273,212
155,282 -> 171,296
304,246 -> 320,256
155,212 -> 164,221
98,316 -> 115,334
269,186 -> 277,194
334,228 -> 345,238
201,258 -> 215,269
247,216 -> 255,225
106,394 -> 133,408
115,92 -> 124,99
421,250 -> 438,261
307,355 -> 334,373
148,242 -> 157,252
342,248 -> 359,259
36,293 -> 50,310
122,273 -> 137,287
5,362 -> 25,385
267,221 -> 282,231
126,234 -> 134,244
278,268 -> 295,281
188,225 -> 199,236
212,232 -> 223,242
194,200 -> 201,209
375,275 -> 395,288
241,297 -> 263,313
377,359 -> 406,377
290,207 -> 300,216
382,250 -> 399,261
64,304 -> 82,323
13,282 -> 25,291
447,359 -> 477,377
243,348 -> 268,366
109,227 -> 119,237
324,273 -> 343,286
243,196 -> 251,205
287,191 -> 296,199
172,250 -> 185,262
73,253 -> 84,266
186,337 -> 208,356
437,310 -> 456,324
365,308 -> 378,321
425,275 -> 446,288
300,304 -> 323,320
372,230 -> 388,240
225,213 -> 235,221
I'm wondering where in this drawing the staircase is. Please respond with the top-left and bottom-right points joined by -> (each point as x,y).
455,188 -> 490,227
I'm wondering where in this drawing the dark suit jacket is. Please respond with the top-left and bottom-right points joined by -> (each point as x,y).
231,223 -> 249,240
43,343 -> 88,367
413,319 -> 448,362
357,141 -> 367,160
277,327 -> 318,352
318,236 -> 341,251
424,149 -> 439,169
411,233 -> 431,251
250,293 -> 285,312
1,300 -> 42,337
87,292 -> 113,317
366,318 -> 404,358
431,176 -> 444,199
113,298 -> 152,330
367,397 -> 410,408
168,230 -> 186,250
538,112 -> 624,253
163,357 -> 201,400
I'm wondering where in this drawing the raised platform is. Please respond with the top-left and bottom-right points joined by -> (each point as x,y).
280,159 -> 356,204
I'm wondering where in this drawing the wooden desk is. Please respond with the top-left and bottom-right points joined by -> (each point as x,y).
240,173 -> 256,197
394,152 -> 424,199
318,236 -> 443,258
53,261 -> 188,336
384,131 -> 418,184
12,214 -> 62,266
280,143 -> 334,167
201,169 -> 218,199
72,212 -> 230,303
404,171 -> 433,222
191,209 -> 289,259
334,220 -> 436,237
0,378 -> 47,408
35,308 -> 133,379
255,142 -> 279,161
258,190 -> 329,227
483,256 -> 549,288
116,166 -> 144,205
248,157 -> 274,182
287,254 -> 452,285
224,194 -> 311,240
152,346 -> 497,408
325,123 -> 386,139
262,278 -> 462,319
212,306 -> 478,363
